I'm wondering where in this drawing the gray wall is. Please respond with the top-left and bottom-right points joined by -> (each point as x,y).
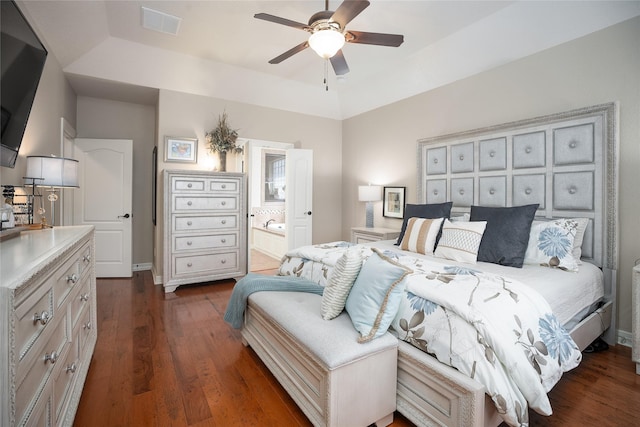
75,97 -> 156,268
342,17 -> 640,337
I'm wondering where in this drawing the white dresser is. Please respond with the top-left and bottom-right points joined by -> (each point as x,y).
633,264 -> 639,375
163,170 -> 247,292
351,227 -> 400,244
0,226 -> 97,427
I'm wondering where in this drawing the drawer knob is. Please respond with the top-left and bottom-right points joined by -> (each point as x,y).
66,363 -> 77,374
525,146 -> 532,154
459,154 -> 464,161
525,188 -> 532,195
83,322 -> 92,330
433,190 -> 438,196
187,201 -> 193,206
459,189 -> 465,195
433,158 -> 438,164
33,311 -> 50,326
569,186 -> 577,195
187,221 -> 193,226
44,351 -> 59,364
221,184 -> 227,189
67,273 -> 79,284
489,150 -> 496,157
221,220 -> 227,224
489,188 -> 495,195
80,293 -> 89,302
221,259 -> 226,264
187,183 -> 193,188
187,241 -> 193,246
187,262 -> 193,267
569,141 -> 577,149
221,201 -> 226,206
221,238 -> 226,243
83,255 -> 91,263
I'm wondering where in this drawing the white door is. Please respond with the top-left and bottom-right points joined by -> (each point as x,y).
73,139 -> 133,278
286,149 -> 313,249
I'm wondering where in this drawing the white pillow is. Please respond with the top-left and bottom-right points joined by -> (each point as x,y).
434,219 -> 487,264
321,248 -> 363,320
399,217 -> 444,255
524,218 -> 581,272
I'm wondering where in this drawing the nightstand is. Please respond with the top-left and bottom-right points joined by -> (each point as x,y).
351,227 -> 400,244
633,264 -> 639,374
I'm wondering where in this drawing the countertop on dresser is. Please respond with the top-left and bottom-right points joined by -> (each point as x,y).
0,225 -> 95,290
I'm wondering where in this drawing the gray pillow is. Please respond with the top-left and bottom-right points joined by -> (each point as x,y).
470,204 -> 539,268
395,202 -> 453,245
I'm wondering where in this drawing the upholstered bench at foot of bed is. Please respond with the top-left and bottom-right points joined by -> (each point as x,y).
241,291 -> 399,427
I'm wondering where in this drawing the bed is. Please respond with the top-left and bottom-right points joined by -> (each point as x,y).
244,103 -> 619,427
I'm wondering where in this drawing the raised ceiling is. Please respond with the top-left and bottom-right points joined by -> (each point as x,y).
19,1 -> 640,119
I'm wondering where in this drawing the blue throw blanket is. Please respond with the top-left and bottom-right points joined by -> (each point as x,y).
224,273 -> 324,329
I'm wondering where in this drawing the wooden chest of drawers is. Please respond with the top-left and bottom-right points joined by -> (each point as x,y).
163,170 -> 247,292
0,226 -> 97,427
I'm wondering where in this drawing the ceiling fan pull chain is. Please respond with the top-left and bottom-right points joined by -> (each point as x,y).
324,59 -> 329,91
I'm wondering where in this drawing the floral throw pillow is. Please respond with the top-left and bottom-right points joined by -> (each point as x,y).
524,218 -> 580,271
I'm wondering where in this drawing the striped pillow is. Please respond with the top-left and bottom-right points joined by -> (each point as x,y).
321,247 -> 363,320
434,219 -> 487,264
399,217 -> 444,255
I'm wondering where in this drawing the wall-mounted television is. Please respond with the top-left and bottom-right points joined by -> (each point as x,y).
1,0 -> 48,168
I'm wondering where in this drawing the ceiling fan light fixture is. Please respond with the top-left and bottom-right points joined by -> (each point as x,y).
308,29 -> 345,59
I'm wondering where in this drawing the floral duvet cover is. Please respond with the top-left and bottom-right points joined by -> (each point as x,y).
278,242 -> 582,427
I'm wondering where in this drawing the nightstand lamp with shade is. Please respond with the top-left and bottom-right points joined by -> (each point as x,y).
24,155 -> 79,227
358,184 -> 382,228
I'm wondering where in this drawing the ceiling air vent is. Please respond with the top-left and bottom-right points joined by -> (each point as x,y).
141,7 -> 181,36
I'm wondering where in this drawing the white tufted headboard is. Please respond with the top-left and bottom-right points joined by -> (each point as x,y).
417,103 -> 618,272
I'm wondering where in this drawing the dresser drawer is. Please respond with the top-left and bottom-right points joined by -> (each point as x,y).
15,284 -> 54,362
174,251 -> 239,276
173,196 -> 238,211
174,233 -> 238,251
53,338 -> 78,424
77,242 -> 92,279
70,277 -> 91,330
52,250 -> 82,310
172,176 -> 206,192
208,178 -> 239,192
16,315 -> 69,424
173,214 -> 237,232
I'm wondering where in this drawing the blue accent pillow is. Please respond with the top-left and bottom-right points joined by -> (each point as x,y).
345,248 -> 412,343
470,204 -> 539,268
395,202 -> 453,245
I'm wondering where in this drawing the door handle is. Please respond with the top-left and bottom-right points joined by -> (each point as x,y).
118,213 -> 130,219
304,211 -> 312,216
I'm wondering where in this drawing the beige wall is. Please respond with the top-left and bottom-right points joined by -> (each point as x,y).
153,89 -> 343,280
75,97 -> 156,267
0,44 -> 77,220
342,17 -> 640,337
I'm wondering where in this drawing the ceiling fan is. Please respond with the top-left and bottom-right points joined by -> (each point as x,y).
254,0 -> 404,76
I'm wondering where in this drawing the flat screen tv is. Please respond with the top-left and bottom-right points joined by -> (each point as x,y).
1,0 -> 48,168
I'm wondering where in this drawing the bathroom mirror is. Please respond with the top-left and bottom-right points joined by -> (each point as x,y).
262,150 -> 286,204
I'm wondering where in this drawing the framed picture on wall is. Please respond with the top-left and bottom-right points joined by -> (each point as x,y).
383,186 -> 405,218
164,136 -> 198,163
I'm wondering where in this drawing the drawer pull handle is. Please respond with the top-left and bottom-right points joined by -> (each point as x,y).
33,311 -> 50,325
80,293 -> 89,302
83,322 -> 92,330
66,363 -> 77,374
221,259 -> 226,264
187,221 -> 193,226
221,238 -> 226,243
187,241 -> 193,246
67,274 -> 78,284
83,255 -> 91,263
187,201 -> 193,206
221,220 -> 227,224
45,351 -> 58,364
187,263 -> 193,267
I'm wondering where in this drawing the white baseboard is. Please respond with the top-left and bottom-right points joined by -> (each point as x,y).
617,329 -> 632,347
150,264 -> 163,285
132,262 -> 152,272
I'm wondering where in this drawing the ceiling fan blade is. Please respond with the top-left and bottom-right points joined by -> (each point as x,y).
331,0 -> 370,28
254,13 -> 310,31
268,41 -> 309,64
345,30 -> 404,47
330,50 -> 349,75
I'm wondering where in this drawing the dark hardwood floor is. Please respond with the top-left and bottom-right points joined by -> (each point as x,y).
74,271 -> 640,427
